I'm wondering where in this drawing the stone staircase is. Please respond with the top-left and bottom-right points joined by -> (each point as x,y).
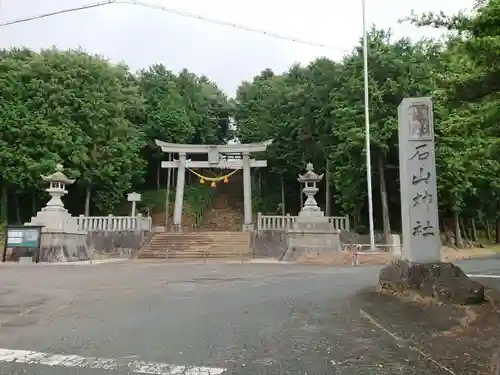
137,232 -> 251,259
198,172 -> 244,231
151,212 -> 197,232
138,171 -> 250,260
199,193 -> 243,231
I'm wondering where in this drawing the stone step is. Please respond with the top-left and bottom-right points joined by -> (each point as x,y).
152,231 -> 248,235
147,243 -> 250,249
150,237 -> 249,241
140,250 -> 250,256
151,238 -> 249,244
144,245 -> 250,253
166,250 -> 250,255
149,241 -> 249,245
151,235 -> 249,240
150,240 -> 248,244
141,248 -> 250,254
150,233 -> 250,239
148,242 -> 250,248
202,213 -> 242,217
137,232 -> 251,259
147,248 -> 250,254
203,218 -> 242,222
138,251 -> 250,259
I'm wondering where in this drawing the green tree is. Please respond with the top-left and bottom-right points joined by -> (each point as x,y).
137,64 -> 193,188
233,25 -> 500,247
0,48 -> 146,217
177,69 -> 231,145
410,0 -> 500,243
0,48 -> 72,222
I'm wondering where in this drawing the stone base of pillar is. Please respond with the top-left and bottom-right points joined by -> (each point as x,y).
172,224 -> 182,233
379,259 -> 484,305
242,223 -> 254,232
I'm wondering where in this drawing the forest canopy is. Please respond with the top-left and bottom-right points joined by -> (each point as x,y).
1,0 -> 499,247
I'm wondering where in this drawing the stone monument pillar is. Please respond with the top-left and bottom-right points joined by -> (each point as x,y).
398,97 -> 440,262
28,164 -> 91,262
378,98 -> 484,305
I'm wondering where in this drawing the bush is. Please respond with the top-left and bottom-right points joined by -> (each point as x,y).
113,183 -> 212,219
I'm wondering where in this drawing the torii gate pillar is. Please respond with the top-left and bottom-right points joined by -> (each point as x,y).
156,140 -> 272,232
242,151 -> 253,232
173,152 -> 187,229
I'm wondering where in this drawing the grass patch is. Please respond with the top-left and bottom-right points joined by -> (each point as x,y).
113,183 -> 212,221
483,243 -> 500,252
473,236 -> 500,252
182,184 -> 212,219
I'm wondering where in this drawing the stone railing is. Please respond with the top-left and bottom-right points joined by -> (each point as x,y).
256,213 -> 349,232
76,214 -> 152,232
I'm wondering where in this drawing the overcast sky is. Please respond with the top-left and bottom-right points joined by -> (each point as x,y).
0,0 -> 473,96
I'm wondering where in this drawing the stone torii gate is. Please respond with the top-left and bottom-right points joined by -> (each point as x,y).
156,139 -> 272,232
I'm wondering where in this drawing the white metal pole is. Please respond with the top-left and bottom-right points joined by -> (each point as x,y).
165,152 -> 172,228
362,0 -> 376,251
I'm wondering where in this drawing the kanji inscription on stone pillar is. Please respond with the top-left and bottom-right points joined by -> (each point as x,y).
398,97 -> 440,262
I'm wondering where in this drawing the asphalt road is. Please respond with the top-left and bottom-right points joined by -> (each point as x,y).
0,258 -> 498,375
458,256 -> 500,276
459,256 -> 500,291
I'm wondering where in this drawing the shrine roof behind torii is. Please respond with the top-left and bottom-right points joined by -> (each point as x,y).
155,139 -> 273,154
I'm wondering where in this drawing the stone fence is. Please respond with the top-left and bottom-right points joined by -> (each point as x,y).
76,214 -> 152,232
256,213 -> 350,232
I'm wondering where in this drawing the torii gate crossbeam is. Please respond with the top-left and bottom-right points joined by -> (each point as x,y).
156,139 -> 272,231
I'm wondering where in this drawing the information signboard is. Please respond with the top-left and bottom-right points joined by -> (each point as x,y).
2,225 -> 43,262
7,228 -> 40,248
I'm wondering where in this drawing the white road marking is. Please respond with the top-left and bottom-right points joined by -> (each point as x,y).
0,348 -> 226,374
467,274 -> 500,279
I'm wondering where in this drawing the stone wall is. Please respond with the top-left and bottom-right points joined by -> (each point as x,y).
86,230 -> 151,258
35,231 -> 151,262
252,230 -> 343,260
253,230 -> 401,261
252,231 -> 288,259
5,230 -> 151,263
282,231 -> 342,261
339,232 -> 385,245
39,232 -> 91,262
339,232 -> 402,254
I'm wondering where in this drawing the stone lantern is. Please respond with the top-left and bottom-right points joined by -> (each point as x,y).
26,164 -> 90,262
24,164 -> 91,262
282,162 -> 341,261
41,164 -> 75,212
297,162 -> 324,213
294,162 -> 331,230
27,164 -> 78,232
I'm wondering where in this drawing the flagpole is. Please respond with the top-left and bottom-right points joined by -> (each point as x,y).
362,0 -> 375,250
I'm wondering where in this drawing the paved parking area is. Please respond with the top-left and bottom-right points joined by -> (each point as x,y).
0,259 -> 491,374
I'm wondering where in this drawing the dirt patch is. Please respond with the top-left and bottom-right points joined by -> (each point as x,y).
441,246 -> 496,262
297,252 -> 394,265
355,286 -> 500,375
297,246 -> 496,265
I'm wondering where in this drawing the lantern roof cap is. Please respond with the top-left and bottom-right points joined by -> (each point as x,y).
297,162 -> 323,183
41,164 -> 75,185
